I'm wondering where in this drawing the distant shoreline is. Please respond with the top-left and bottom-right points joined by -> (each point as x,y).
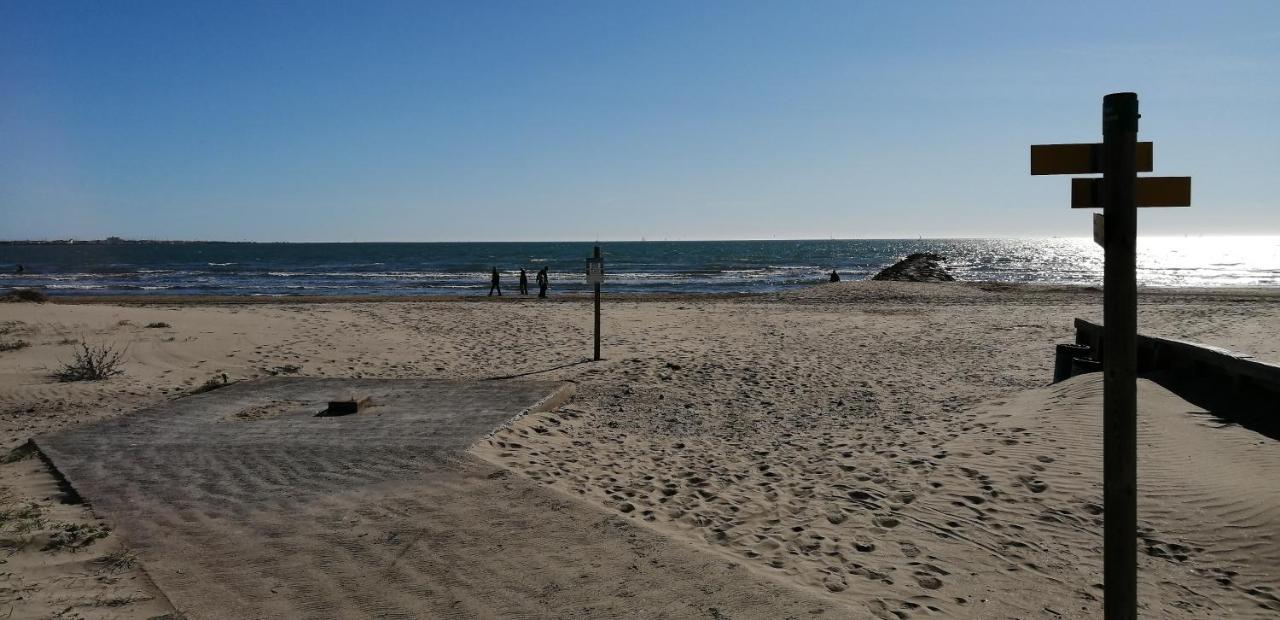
24,281 -> 1280,305
5,238 -> 1278,293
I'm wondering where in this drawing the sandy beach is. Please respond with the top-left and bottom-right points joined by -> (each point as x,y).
2,282 -> 1278,618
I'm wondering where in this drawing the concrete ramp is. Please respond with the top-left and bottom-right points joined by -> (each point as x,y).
37,378 -> 571,511
34,378 -> 841,618
35,379 -> 578,616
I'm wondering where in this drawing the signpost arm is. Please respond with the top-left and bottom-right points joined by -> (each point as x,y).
593,245 -> 601,361
1102,92 -> 1139,620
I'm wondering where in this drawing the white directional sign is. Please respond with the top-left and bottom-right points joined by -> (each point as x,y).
586,258 -> 604,284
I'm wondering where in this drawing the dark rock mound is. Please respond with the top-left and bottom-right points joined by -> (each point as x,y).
2,288 -> 48,303
871,253 -> 955,282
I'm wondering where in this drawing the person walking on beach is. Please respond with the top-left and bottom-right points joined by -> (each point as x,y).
488,267 -> 502,296
519,268 -> 529,295
536,267 -> 549,298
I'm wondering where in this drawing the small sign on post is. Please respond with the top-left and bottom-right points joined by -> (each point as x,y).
586,247 -> 603,361
586,257 -> 604,284
1032,92 -> 1191,620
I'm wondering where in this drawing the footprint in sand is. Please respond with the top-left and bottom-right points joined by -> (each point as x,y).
823,573 -> 848,592
873,516 -> 900,529
915,574 -> 944,589
1016,474 -> 1048,493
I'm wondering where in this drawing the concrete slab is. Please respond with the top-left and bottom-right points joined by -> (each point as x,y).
33,379 -> 578,613
39,377 -> 570,457
32,379 -> 843,618
36,378 -> 571,507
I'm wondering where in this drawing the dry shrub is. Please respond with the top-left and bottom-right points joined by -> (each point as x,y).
93,548 -> 140,572
42,522 -> 110,551
0,339 -> 29,352
54,341 -> 127,382
192,373 -> 231,394
266,364 -> 302,375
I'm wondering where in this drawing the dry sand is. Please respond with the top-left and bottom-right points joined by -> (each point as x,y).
2,281 -> 1278,618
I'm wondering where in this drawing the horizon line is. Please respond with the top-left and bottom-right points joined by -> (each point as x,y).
4,234 -> 1278,244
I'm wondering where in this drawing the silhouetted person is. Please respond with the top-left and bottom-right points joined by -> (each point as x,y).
519,268 -> 529,295
536,267 -> 549,298
829,269 -> 840,282
14,264 -> 23,275
488,267 -> 502,296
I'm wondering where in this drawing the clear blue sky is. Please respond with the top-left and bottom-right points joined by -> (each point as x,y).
2,1 -> 1277,241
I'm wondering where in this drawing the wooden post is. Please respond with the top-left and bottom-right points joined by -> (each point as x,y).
1102,91 -> 1139,620
1033,93 -> 1190,619
593,245 -> 601,361
1053,343 -> 1092,383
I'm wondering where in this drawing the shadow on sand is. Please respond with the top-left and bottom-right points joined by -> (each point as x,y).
483,358 -> 594,381
1143,369 -> 1280,441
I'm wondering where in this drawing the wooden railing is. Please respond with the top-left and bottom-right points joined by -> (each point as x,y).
1071,318 -> 1280,436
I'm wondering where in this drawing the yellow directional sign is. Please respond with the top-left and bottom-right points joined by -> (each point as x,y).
1070,177 -> 1191,208
1031,142 -> 1153,175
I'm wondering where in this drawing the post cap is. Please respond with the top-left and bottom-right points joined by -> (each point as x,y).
1103,92 -> 1140,135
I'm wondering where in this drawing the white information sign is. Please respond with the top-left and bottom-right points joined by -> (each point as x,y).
586,259 -> 604,284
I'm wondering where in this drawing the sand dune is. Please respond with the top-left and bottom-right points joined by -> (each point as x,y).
478,375 -> 1280,618
933,375 -> 1278,616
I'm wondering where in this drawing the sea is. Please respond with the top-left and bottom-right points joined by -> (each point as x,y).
2,237 -> 1279,297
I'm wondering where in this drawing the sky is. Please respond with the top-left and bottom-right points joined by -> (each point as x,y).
1,1 -> 1278,242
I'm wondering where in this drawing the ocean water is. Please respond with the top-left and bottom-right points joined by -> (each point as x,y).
2,237 -> 1279,297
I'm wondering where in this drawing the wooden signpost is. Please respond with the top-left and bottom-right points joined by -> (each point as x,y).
1032,92 -> 1191,620
1071,177 -> 1192,209
1031,141 -> 1154,175
586,246 -> 603,361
